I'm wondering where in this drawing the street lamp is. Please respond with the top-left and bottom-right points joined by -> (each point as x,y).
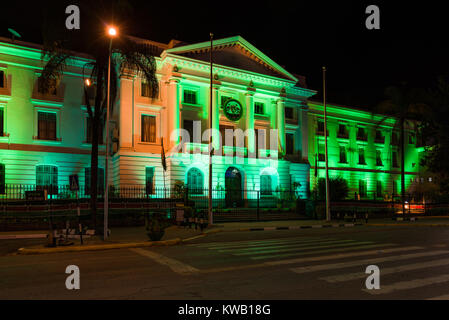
104,25 -> 117,240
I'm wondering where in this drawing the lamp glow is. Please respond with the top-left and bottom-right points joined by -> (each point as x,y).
108,26 -> 117,37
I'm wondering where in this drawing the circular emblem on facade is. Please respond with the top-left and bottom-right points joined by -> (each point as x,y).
223,99 -> 243,121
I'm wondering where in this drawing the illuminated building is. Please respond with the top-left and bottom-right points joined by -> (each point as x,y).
0,35 -> 423,200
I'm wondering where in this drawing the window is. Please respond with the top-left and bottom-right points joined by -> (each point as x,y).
254,102 -> 264,115
141,115 -> 156,143
376,181 -> 382,198
37,76 -> 57,95
392,132 -> 399,145
0,108 -> 4,136
183,120 -> 193,143
183,90 -> 197,104
338,124 -> 348,138
409,132 -> 416,144
36,165 -> 58,195
357,127 -> 367,140
359,180 -> 367,198
316,120 -> 328,136
37,112 -> 57,140
376,150 -> 383,166
255,129 -> 266,157
392,151 -> 399,168
286,133 -> 294,155
318,144 -> 325,162
86,117 -> 103,144
375,130 -> 384,143
84,167 -> 105,195
141,81 -> 152,98
145,167 -> 155,194
317,121 -> 324,133
219,125 -> 235,148
339,145 -> 347,163
358,148 -> 366,165
0,70 -> 5,88
260,174 -> 272,195
285,107 -> 294,119
0,164 -> 5,194
187,168 -> 203,194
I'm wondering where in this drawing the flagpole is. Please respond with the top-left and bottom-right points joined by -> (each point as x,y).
208,33 -> 213,225
323,66 -> 331,222
161,138 -> 167,198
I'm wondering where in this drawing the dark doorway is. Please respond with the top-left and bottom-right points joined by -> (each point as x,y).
225,167 -> 243,207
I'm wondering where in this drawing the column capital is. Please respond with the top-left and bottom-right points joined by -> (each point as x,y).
277,98 -> 286,104
212,85 -> 220,90
245,90 -> 255,96
169,77 -> 180,83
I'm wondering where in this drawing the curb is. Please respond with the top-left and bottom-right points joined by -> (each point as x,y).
367,223 -> 449,227
17,238 -> 182,255
0,234 -> 47,240
185,223 -> 363,236
16,222 -> 366,254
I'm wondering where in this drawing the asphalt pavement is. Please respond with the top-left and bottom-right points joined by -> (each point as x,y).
1,225 -> 449,299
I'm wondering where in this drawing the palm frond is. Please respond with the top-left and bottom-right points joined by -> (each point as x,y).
115,37 -> 159,99
40,41 -> 72,92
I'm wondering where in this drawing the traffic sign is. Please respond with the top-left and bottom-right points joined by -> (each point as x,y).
69,174 -> 79,191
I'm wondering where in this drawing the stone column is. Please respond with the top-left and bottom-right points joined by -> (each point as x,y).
300,103 -> 309,160
245,92 -> 255,156
118,75 -> 133,150
211,85 -> 220,152
277,98 -> 286,155
168,78 -> 180,149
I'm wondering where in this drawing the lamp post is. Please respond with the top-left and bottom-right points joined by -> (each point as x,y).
104,26 -> 117,240
323,66 -> 331,222
208,32 -> 213,225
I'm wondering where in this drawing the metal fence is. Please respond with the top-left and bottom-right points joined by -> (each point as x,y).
0,184 -> 182,201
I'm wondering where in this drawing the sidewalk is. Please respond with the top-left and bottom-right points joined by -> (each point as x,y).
0,225 -> 208,255
4,216 -> 449,255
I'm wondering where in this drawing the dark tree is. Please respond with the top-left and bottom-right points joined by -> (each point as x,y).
39,0 -> 159,231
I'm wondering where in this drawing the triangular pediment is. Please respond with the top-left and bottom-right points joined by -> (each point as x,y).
164,36 -> 297,82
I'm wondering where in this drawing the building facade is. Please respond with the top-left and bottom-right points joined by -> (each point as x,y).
0,35 -> 423,201
307,101 -> 424,200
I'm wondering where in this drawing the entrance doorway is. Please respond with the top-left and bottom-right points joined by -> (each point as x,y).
225,167 -> 243,207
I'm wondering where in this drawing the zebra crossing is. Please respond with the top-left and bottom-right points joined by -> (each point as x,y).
190,236 -> 449,299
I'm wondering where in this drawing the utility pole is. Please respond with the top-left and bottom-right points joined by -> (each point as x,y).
323,66 -> 331,222
208,33 -> 213,225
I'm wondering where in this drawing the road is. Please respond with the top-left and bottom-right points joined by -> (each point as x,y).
1,226 -> 449,299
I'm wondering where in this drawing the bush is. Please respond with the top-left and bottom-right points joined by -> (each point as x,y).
314,177 -> 349,201
145,211 -> 171,241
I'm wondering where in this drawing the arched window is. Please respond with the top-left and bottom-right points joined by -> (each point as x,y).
187,168 -> 203,194
260,174 -> 272,195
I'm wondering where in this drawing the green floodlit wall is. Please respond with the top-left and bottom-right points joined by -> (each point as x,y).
307,101 -> 423,200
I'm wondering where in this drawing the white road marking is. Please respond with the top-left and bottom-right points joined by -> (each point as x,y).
217,239 -> 355,253
191,237 -> 326,249
265,246 -> 423,266
364,273 -> 449,295
231,241 -> 374,256
130,248 -> 199,275
291,250 -> 449,274
252,243 -> 396,260
321,257 -> 449,283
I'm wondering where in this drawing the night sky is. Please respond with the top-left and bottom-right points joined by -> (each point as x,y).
1,0 -> 448,109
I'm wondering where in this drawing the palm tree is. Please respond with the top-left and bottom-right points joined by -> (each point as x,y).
420,77 -> 449,197
38,1 -> 159,231
374,83 -> 428,214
